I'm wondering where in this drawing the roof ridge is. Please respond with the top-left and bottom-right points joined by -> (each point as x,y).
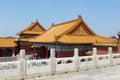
17,21 -> 37,35
25,21 -> 37,31
57,17 -> 96,40
55,19 -> 81,41
46,18 -> 79,34
17,20 -> 45,35
52,19 -> 79,27
81,20 -> 96,35
52,15 -> 82,27
29,21 -> 46,31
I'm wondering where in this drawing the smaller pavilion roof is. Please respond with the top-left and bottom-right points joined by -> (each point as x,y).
0,37 -> 16,48
17,20 -> 46,42
17,20 -> 46,35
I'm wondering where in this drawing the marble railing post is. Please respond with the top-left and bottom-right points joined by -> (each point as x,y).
93,47 -> 98,68
19,49 -> 26,77
50,49 -> 56,75
108,47 -> 113,65
74,48 -> 79,71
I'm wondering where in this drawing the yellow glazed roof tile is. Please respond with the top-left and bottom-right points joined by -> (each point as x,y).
58,35 -> 117,45
29,16 -> 117,47
30,19 -> 79,43
17,20 -> 46,35
0,37 -> 16,48
21,31 -> 45,35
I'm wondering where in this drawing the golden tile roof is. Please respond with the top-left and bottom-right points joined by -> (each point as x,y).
17,38 -> 28,42
30,19 -> 80,43
17,20 -> 46,35
29,16 -> 117,47
17,37 -> 37,42
19,31 -> 45,35
0,37 -> 16,48
58,35 -> 117,46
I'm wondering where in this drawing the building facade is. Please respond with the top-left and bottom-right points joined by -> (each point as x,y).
17,20 -> 46,55
29,16 -> 118,58
0,16 -> 120,58
0,37 -> 16,57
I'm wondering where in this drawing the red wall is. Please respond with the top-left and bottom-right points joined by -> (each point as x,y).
57,51 -> 86,58
97,47 -> 117,55
20,44 -> 33,55
96,38 -> 120,54
97,47 -> 108,55
19,41 -> 120,58
57,52 -> 74,57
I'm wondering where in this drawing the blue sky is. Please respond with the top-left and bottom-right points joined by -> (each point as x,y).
0,0 -> 120,37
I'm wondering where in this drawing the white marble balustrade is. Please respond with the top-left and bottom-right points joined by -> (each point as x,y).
0,47 -> 120,79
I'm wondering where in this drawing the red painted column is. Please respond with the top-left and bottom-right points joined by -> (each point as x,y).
46,48 -> 48,58
12,48 -> 15,57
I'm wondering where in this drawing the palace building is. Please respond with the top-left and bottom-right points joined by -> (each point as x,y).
0,37 -> 16,57
0,16 -> 119,58
29,16 -> 117,58
17,20 -> 46,55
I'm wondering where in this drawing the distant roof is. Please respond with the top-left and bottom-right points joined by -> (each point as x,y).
17,20 -> 46,35
29,16 -> 117,47
0,37 -> 16,48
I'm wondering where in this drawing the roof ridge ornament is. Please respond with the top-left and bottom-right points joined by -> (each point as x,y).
36,19 -> 38,23
52,23 -> 54,26
78,15 -> 82,19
